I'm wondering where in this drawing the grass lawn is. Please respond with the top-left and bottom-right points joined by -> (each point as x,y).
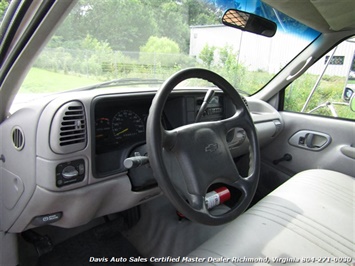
20,68 -> 101,93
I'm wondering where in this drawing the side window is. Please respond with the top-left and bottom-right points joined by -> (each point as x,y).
284,36 -> 355,120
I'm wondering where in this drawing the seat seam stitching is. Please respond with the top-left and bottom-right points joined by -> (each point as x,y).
297,174 -> 353,194
277,181 -> 353,206
294,177 -> 353,199
245,211 -> 352,258
255,202 -> 354,244
252,203 -> 354,249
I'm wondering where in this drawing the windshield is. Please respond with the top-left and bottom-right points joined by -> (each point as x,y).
12,0 -> 319,104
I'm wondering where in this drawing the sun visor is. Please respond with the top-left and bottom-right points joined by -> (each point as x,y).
263,0 -> 355,32
310,0 -> 355,31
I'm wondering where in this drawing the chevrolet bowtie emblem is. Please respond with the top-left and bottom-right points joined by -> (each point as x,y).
205,143 -> 218,153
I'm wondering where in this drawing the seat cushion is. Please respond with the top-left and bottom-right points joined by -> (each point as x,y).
175,170 -> 354,265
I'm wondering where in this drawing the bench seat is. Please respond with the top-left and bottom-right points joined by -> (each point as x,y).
176,170 -> 354,265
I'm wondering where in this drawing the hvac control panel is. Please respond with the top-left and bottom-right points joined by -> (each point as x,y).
55,159 -> 85,187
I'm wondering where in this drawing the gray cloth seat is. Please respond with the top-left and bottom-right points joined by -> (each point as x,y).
175,169 -> 354,265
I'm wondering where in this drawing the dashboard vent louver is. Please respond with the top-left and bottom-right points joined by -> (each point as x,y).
12,127 -> 25,151
241,96 -> 249,109
60,105 -> 86,146
50,101 -> 87,154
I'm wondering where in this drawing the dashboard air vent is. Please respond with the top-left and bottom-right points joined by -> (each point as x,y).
12,127 -> 25,151
241,96 -> 249,109
50,101 -> 87,154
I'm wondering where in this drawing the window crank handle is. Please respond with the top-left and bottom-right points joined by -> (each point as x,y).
273,153 -> 292,165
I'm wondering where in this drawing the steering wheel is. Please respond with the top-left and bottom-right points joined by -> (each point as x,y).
147,68 -> 260,225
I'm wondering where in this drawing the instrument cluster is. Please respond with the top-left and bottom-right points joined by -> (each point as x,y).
94,96 -> 151,155
92,92 -> 225,178
96,109 -> 146,145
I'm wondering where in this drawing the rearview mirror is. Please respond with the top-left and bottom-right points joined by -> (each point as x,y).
222,9 -> 277,37
342,87 -> 354,102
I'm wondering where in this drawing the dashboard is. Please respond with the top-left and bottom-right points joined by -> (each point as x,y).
2,87 -> 283,232
93,93 -> 227,180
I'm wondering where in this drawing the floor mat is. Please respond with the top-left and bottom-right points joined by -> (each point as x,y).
37,218 -> 151,266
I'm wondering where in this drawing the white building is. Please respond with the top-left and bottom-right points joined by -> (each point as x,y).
190,25 -> 355,77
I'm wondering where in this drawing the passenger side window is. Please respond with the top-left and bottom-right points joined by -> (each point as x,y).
284,36 -> 355,120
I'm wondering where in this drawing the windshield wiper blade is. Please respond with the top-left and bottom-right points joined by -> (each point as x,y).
73,78 -> 165,91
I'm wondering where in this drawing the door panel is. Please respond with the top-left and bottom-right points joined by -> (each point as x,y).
261,112 -> 355,177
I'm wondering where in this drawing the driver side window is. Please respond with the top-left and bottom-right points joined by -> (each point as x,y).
284,36 -> 355,120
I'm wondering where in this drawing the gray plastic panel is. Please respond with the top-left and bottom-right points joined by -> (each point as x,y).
0,107 -> 40,231
2,169 -> 24,210
36,156 -> 89,191
248,98 -> 283,124
0,232 -> 19,266
262,112 -> 355,177
9,176 -> 161,232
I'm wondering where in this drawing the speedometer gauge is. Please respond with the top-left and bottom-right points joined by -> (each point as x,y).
112,110 -> 145,140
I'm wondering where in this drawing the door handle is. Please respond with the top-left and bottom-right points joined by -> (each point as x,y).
289,130 -> 331,151
305,133 -> 324,149
305,133 -> 316,148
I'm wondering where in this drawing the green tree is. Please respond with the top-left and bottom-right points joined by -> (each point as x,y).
144,0 -> 189,52
56,0 -> 157,51
54,0 -> 221,53
140,36 -> 180,54
217,45 -> 247,90
145,0 -> 220,53
185,0 -> 221,25
199,44 -> 216,69
219,45 -> 238,72
80,34 -> 112,52
0,0 -> 9,19
140,36 -> 180,66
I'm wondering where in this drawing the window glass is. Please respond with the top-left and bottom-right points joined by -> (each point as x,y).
0,0 -> 9,21
13,0 -> 319,107
284,36 -> 355,120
